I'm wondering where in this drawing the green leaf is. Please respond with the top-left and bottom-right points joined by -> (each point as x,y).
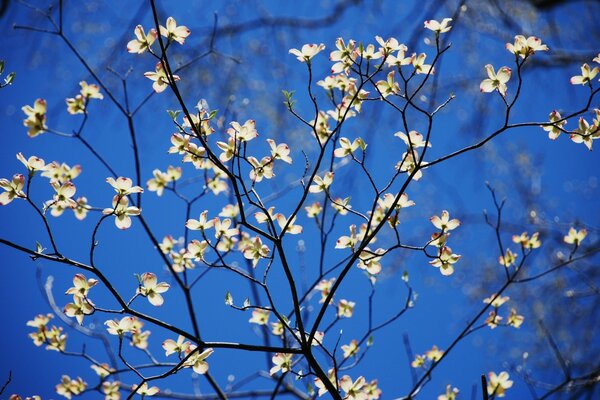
367,335 -> 374,346
167,110 -> 181,120
225,291 -> 233,306
0,60 -> 4,75
243,298 -> 250,308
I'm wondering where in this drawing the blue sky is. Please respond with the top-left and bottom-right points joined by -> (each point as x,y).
1,1 -> 599,399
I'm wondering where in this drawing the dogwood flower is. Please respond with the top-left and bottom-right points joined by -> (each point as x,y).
147,167 -> 180,196
101,381 -> 120,400
186,239 -> 209,261
214,218 -> 238,239
411,53 -> 434,74
480,64 -> 511,96
105,316 -> 137,336
163,335 -> 191,356
309,172 -> 334,193
137,272 -> 170,306
342,340 -> 360,358
483,294 -> 510,308
305,202 -> 322,218
570,63 -> 599,85
334,137 -> 364,158
331,197 -> 352,215
424,18 -> 452,34
485,310 -> 502,328
386,44 -> 411,67
64,296 -> 94,325
396,151 -> 424,181
275,214 -> 303,234
506,35 -> 548,58
314,369 -> 337,397
106,177 -> 143,196
429,246 -> 460,276
425,345 -> 444,361
42,161 -> 81,183
314,278 -> 335,304
227,119 -> 259,142
375,35 -> 403,55
330,38 -> 357,74
79,81 -> 103,99
132,382 -> 159,396
66,94 -> 85,115
570,116 -> 597,150
186,210 -> 215,231
438,385 -> 459,400
144,62 -> 180,93
0,174 -> 26,205
159,17 -> 190,45
487,371 -> 513,397
65,274 -> 98,298
395,130 -> 431,149
375,71 -> 400,98
564,227 -> 587,245
339,375 -> 366,400
364,380 -> 382,399
248,156 -> 275,182
409,354 -> 426,369
90,363 -> 114,378
430,210 -> 460,231
102,195 -> 141,229
22,98 -> 47,137
17,153 -> 46,173
185,347 -> 214,374
270,353 -> 293,375
513,231 -> 541,249
498,248 -> 518,267
289,43 -> 325,63
249,309 -> 270,325
242,236 -> 270,267
127,25 -> 157,54
507,308 -> 524,328
267,139 -> 292,163
359,43 -> 382,60
542,110 -> 567,140
26,313 -> 53,330
338,299 -> 356,318
72,197 -> 91,220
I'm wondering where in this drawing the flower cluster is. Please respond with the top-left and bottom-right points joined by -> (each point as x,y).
22,98 -> 48,137
63,274 -> 98,325
27,313 -> 67,352
483,294 -> 524,329
411,345 -> 444,368
102,177 -> 143,229
428,211 -> 461,276
314,373 -> 381,399
55,375 -> 87,399
66,81 -> 103,115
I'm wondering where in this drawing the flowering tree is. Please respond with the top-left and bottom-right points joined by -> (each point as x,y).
1,1 -> 599,399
